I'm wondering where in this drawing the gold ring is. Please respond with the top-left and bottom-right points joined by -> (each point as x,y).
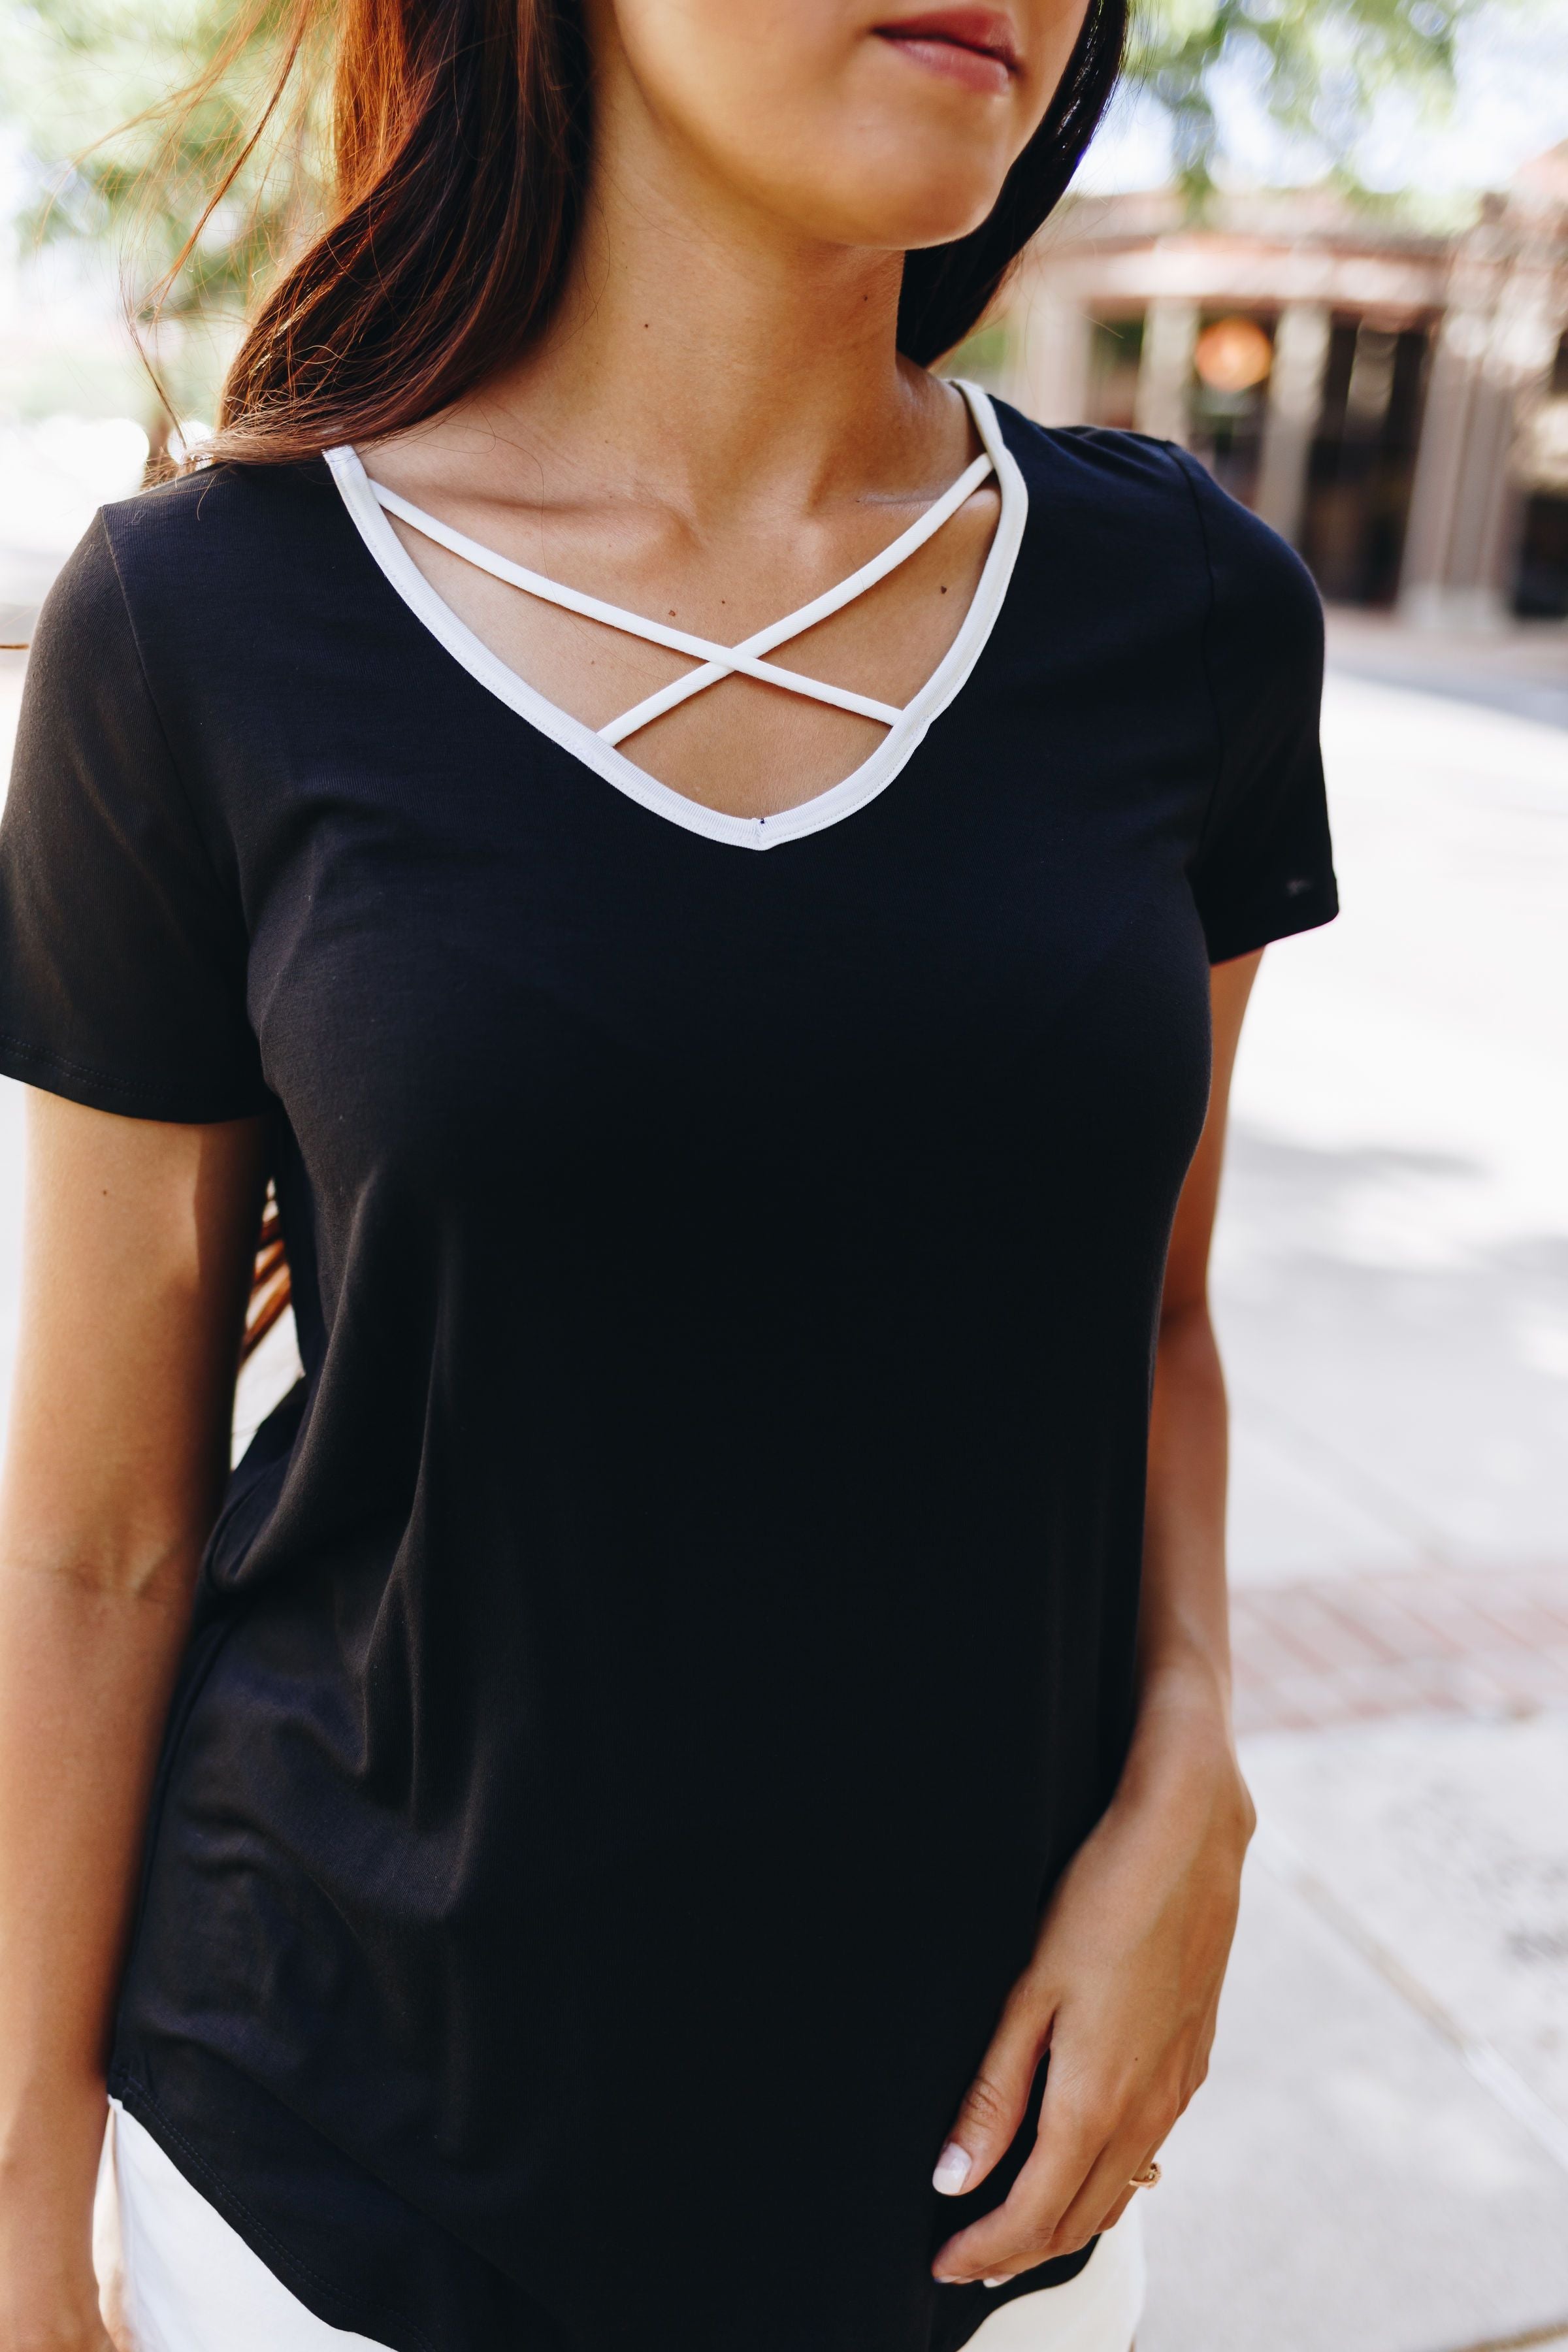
1128,2161 -> 1162,2189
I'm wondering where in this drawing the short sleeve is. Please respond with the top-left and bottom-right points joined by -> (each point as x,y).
1174,449 -> 1339,966
0,514 -> 267,1122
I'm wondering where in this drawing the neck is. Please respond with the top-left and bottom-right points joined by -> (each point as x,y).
451,74 -> 960,524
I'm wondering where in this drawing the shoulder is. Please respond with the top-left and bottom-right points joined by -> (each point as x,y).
991,402 -> 1318,610
989,399 -> 1322,688
94,459 -> 345,615
1162,440 -> 1323,662
987,400 -> 1199,543
22,459 -> 359,832
989,402 -> 1186,499
44,458 -> 367,734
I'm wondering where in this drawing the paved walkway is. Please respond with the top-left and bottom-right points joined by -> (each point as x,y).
1232,1562 -> 1568,1735
1324,608 -> 1568,734
1143,650 -> 1568,2352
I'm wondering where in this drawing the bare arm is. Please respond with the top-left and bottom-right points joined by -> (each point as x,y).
0,1092 -> 265,2351
932,952 -> 1262,2285
1138,949 -> 1259,1724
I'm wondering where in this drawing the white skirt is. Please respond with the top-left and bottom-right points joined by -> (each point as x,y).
95,2100 -> 1145,2352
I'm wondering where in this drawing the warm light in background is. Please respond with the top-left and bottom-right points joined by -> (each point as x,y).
1194,315 -> 1275,394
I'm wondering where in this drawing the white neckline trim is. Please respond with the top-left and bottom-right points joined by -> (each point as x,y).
325,382 -> 1026,853
367,446 -> 997,746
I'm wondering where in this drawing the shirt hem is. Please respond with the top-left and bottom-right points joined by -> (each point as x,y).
943,2225 -> 1130,2352
108,2070 -> 444,2352
936,2240 -> 1100,2352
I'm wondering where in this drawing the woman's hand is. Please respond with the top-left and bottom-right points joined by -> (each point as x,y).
931,1678 -> 1254,2287
930,955 -> 1268,2288
0,1098 -> 265,2352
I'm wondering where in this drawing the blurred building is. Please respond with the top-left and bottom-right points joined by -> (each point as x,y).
993,145 -> 1568,620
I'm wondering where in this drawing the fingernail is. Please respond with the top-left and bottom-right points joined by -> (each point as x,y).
983,2276 -> 1009,2289
932,2142 -> 973,2195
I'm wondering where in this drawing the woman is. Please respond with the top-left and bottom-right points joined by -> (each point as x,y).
0,1 -> 1337,2347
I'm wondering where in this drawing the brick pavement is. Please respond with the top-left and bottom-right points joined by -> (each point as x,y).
1230,1563 -> 1568,1735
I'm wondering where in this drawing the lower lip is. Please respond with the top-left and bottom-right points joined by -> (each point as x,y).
876,32 -> 1015,97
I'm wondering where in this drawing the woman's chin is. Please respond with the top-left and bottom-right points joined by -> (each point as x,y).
764,172 -> 1011,256
898,195 -> 1009,249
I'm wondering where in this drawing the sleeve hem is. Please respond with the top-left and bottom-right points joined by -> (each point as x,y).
0,1033 -> 270,1126
1205,885 -> 1339,968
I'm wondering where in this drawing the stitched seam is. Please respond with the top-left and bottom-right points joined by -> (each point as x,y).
113,2076 -> 442,2352
1166,445 -> 1230,863
0,1029 -> 265,1113
0,1032 -> 168,1094
0,1028 -> 253,1103
96,508 -> 257,1012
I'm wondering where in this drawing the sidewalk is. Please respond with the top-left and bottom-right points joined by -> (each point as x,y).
1142,661 -> 1568,2352
1,625 -> 1566,2349
1324,607 -> 1568,734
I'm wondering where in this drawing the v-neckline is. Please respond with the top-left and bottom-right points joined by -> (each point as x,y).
325,382 -> 1027,853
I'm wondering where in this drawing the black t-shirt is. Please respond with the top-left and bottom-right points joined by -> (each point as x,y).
0,397 -> 1335,2352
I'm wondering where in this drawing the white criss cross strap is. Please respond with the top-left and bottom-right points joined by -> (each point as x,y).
365,448 -> 995,749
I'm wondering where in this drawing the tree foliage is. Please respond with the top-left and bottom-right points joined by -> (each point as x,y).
0,0 -> 323,421
1127,0 -> 1472,197
0,0 -> 1477,363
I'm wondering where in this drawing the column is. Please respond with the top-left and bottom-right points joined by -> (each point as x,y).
1399,298 -> 1492,625
1254,303 -> 1331,546
1393,194 -> 1568,627
1401,274 -> 1563,626
1464,265 -> 1562,613
1003,280 -> 1092,427
1133,299 -> 1198,446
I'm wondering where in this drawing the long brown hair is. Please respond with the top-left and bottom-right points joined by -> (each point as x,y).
208,0 -> 1125,1360
191,0 -> 1126,466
